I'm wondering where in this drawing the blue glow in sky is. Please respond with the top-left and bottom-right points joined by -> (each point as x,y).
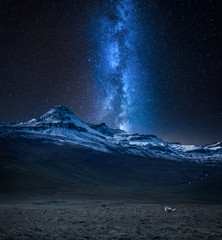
1,0 -> 221,144
93,0 -> 152,133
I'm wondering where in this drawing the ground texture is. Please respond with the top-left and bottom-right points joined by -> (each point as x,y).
0,203 -> 222,240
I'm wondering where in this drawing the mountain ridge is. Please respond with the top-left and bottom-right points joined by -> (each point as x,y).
1,105 -> 222,202
0,105 -> 221,164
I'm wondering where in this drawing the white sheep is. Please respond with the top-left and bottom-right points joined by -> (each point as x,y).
164,206 -> 176,213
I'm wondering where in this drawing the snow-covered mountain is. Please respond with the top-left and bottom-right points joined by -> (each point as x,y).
0,105 -> 221,163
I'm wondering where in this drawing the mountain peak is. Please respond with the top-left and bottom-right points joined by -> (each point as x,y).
40,105 -> 78,122
48,105 -> 73,114
0,105 -> 221,162
50,105 -> 70,111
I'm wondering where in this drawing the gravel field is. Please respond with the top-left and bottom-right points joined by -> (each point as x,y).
0,203 -> 222,240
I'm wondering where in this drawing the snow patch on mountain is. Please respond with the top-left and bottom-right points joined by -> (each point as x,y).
0,105 -> 221,163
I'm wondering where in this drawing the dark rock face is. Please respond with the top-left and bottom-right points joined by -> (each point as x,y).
39,105 -> 76,121
0,133 -> 222,203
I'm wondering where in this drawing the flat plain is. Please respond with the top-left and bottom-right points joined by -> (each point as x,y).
0,202 -> 222,240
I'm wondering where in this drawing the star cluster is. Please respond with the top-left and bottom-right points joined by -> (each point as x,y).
0,0 -> 221,144
91,0 -> 151,132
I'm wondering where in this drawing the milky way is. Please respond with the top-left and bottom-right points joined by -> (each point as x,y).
93,0 -> 151,132
1,0 -> 221,144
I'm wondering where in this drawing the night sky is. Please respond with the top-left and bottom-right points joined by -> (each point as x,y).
1,0 -> 221,145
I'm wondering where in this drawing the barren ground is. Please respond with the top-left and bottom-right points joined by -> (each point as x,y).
0,202 -> 222,240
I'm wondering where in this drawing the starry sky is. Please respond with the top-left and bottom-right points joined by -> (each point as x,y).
1,0 -> 221,145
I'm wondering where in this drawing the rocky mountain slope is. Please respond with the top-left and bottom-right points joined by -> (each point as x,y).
0,105 -> 221,164
0,106 -> 222,202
